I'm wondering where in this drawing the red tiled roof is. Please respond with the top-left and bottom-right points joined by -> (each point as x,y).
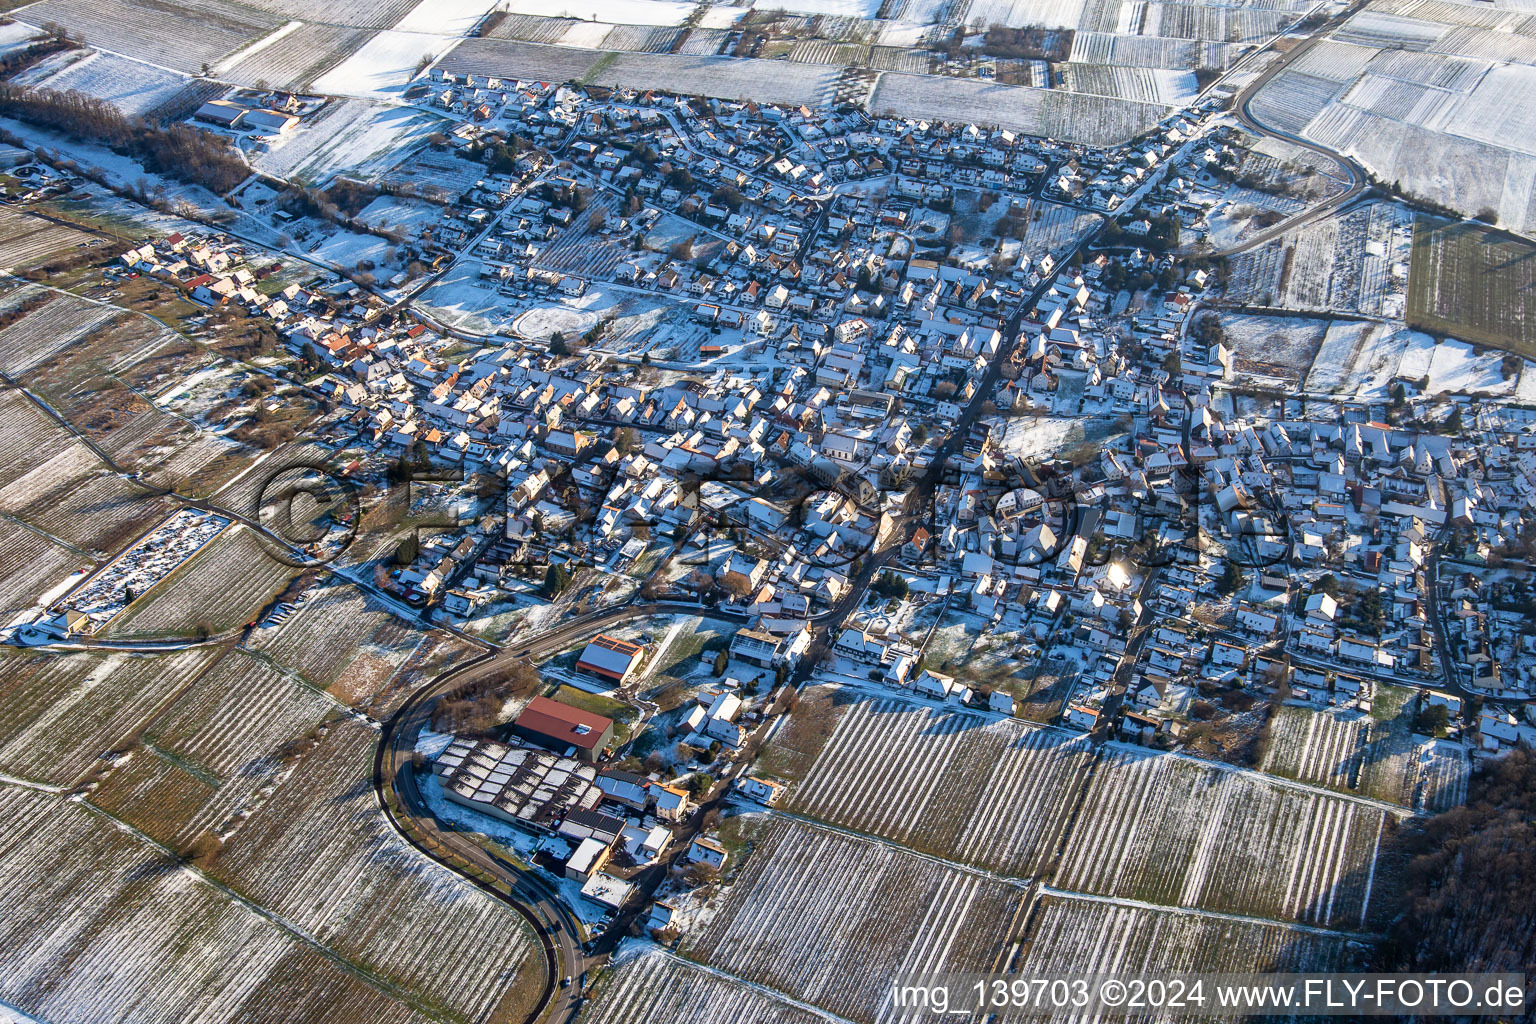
515,696 -> 612,750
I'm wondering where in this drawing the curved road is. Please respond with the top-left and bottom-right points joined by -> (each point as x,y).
1211,4 -> 1373,257
374,600 -> 746,1024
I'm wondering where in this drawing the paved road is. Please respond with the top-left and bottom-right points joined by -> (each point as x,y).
1211,3 -> 1373,257
374,600 -> 745,1024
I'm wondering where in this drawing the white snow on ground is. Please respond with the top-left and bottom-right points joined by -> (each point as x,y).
212,19 -> 301,75
32,51 -> 189,117
993,416 -> 1080,458
1514,364 -> 1536,405
501,0 -> 696,25
418,764 -> 542,855
749,0 -> 881,16
312,31 -> 447,98
1422,338 -> 1514,396
395,0 -> 501,34
250,98 -> 439,183
414,728 -> 456,758
0,21 -> 41,57
695,4 -> 748,27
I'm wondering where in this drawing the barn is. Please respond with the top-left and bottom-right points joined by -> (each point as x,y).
576,634 -> 645,685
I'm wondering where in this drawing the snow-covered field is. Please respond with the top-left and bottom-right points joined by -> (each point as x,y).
751,0 -> 881,16
1019,893 -> 1362,977
501,0 -> 694,23
961,0 -> 1084,29
684,813 -> 1028,1022
781,694 -> 1093,874
311,30 -> 445,98
581,945 -> 830,1024
29,51 -> 187,116
251,98 -> 439,183
393,0 -> 500,34
0,648 -> 220,786
1259,687 -> 1419,806
1054,746 -> 1396,929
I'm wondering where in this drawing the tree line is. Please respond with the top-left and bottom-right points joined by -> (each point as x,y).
0,85 -> 249,194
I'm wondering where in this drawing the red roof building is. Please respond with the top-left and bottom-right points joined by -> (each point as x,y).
512,696 -> 614,762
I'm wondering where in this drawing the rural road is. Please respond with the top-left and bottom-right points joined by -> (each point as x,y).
1211,3 -> 1373,257
373,600 -> 746,1024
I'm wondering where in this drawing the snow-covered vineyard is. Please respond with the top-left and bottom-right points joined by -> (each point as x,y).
1016,894 -> 1364,979
682,814 -> 1029,1024
0,647 -> 220,787
1053,747 -> 1395,929
580,946 -> 837,1024
784,696 -> 1093,875
0,787 -> 468,1024
1258,693 -> 1427,806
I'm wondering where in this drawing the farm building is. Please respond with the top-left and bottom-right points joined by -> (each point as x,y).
433,736 -> 601,827
511,695 -> 614,762
194,100 -> 247,128
576,634 -> 646,685
243,109 -> 301,134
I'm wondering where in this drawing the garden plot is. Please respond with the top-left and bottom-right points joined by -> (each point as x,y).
1259,686 -> 1420,806
1017,894 -> 1363,981
246,578 -> 424,697
1054,747 -> 1397,929
253,98 -> 439,183
0,792 -> 431,1024
781,694 -> 1091,875
212,720 -> 544,1024
0,647 -> 220,787
1215,313 -> 1326,386
0,206 -> 95,270
219,22 -> 373,90
101,525 -> 300,639
580,945 -> 832,1024
684,813 -> 1029,1024
30,50 -> 188,116
16,0 -> 280,74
